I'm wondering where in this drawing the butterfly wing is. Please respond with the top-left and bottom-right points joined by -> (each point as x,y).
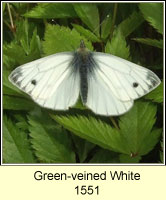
85,52 -> 160,116
9,53 -> 80,110
86,72 -> 134,116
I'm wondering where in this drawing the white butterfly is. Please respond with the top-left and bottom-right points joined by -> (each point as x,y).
9,40 -> 161,116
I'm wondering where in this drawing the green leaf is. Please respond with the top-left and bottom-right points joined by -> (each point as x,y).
3,2 -> 6,12
3,115 -> 36,163
52,114 -> 125,154
15,19 -> 29,55
73,3 -> 99,36
71,135 -> 95,162
29,28 -> 42,57
3,53 -> 16,69
133,38 -> 163,49
105,30 -> 130,60
3,42 -> 28,65
117,11 -> 144,38
139,3 -> 163,34
72,97 -> 86,110
4,24 -> 41,66
43,24 -> 93,55
29,113 -> 75,163
119,101 -> 161,156
138,128 -> 162,156
52,101 -> 161,157
72,24 -> 100,42
145,81 -> 163,103
119,154 -> 141,163
90,149 -> 119,163
24,3 -> 77,18
15,20 -> 41,60
3,95 -> 35,110
15,115 -> 30,131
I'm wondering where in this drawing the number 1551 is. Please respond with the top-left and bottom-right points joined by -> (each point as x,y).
75,185 -> 99,195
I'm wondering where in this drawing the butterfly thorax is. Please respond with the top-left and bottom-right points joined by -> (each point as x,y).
73,46 -> 96,104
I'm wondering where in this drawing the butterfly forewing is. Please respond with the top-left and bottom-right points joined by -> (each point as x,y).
92,53 -> 161,102
9,53 -> 80,110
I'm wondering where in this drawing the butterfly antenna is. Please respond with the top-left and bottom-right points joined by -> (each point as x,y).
79,15 -> 111,48
93,14 -> 111,36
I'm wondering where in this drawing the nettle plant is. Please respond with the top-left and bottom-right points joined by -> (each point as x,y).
3,3 -> 163,163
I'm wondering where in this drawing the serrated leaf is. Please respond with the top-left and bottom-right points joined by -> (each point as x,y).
145,81 -> 163,103
139,3 -> 163,34
3,42 -> 28,65
4,25 -> 41,66
117,11 -> 144,38
15,19 -> 29,54
73,3 -> 99,36
15,21 -> 41,60
52,101 -> 161,157
3,95 -> 35,110
15,115 -> 29,131
28,113 -> 75,163
72,23 -> 100,42
43,24 -> 93,55
3,53 -> 16,69
3,115 -> 36,163
24,3 -> 77,18
119,101 -> 161,156
133,38 -> 163,49
105,30 -> 130,60
52,115 -> 130,154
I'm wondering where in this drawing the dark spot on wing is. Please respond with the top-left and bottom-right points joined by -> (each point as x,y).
133,82 -> 139,88
147,84 -> 153,90
31,80 -> 37,85
146,71 -> 159,87
11,72 -> 22,83
150,79 -> 157,87
16,81 -> 22,87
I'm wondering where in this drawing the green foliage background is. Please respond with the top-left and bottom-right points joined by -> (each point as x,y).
3,3 -> 163,163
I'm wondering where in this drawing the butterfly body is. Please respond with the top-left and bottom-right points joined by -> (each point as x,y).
9,41 -> 161,116
73,43 -> 96,104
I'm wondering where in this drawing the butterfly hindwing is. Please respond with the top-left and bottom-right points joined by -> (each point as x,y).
86,70 -> 133,116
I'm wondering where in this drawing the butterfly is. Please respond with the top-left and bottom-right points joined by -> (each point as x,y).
9,40 -> 161,116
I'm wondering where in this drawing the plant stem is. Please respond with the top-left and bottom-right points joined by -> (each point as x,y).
7,3 -> 15,33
